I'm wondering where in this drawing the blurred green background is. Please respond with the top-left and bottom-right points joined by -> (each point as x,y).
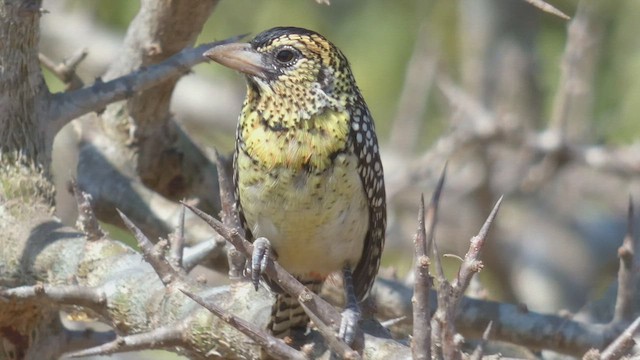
54,0 -> 640,146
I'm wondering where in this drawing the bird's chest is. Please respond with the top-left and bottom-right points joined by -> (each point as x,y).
236,145 -> 369,277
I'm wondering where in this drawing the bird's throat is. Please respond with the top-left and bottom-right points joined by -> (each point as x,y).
239,105 -> 350,172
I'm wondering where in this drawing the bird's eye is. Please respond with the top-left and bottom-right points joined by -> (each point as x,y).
275,48 -> 296,64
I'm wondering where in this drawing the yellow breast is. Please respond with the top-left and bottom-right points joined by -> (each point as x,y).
240,108 -> 350,172
236,109 -> 368,277
236,152 -> 368,277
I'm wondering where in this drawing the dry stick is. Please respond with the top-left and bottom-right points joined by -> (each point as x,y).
412,167 -> 445,360
180,289 -> 308,360
182,237 -> 226,272
117,209 -> 181,286
168,204 -> 187,270
431,232 -> 449,360
182,203 -> 352,350
443,197 -> 501,359
469,321 -> 493,360
432,193 -> 502,360
48,34 -> 245,132
451,196 -> 503,304
427,167 -> 462,360
379,316 -> 407,329
613,196 -> 637,323
38,47 -> 88,90
65,327 -> 183,358
71,179 -> 105,241
600,316 -> 640,360
298,293 -> 361,360
0,284 -> 106,310
412,194 -> 431,360
214,150 -> 246,280
523,0 -> 571,20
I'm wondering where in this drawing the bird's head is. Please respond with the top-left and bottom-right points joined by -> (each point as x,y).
205,27 -> 358,110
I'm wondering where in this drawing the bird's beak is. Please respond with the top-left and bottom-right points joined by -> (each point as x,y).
204,43 -> 269,78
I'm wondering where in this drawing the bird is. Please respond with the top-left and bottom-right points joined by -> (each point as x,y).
204,27 -> 386,343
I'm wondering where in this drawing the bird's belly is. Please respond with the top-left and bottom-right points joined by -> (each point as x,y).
237,152 -> 369,277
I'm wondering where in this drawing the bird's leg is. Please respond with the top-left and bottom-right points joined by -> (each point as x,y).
338,265 -> 361,345
251,237 -> 271,290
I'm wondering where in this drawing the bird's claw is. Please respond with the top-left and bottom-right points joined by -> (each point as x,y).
251,237 -> 271,290
338,307 -> 360,345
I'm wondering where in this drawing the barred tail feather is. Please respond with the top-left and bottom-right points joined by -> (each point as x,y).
268,279 -> 323,338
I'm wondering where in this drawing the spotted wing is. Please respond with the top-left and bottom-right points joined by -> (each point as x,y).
349,101 -> 386,301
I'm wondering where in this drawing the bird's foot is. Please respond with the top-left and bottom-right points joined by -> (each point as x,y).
251,237 -> 271,290
339,266 -> 361,345
338,306 -> 361,345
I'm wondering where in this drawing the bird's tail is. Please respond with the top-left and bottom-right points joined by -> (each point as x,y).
269,279 -> 323,338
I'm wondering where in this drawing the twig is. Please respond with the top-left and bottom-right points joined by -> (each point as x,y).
412,194 -> 431,360
181,288 -> 307,360
0,284 -> 106,310
470,321 -> 493,360
412,167 -> 445,360
168,203 -> 186,269
117,209 -> 182,286
71,179 -> 105,241
600,316 -> 640,360
48,35 -> 245,133
379,316 -> 407,328
299,292 -> 361,360
64,327 -> 182,358
440,196 -> 501,360
431,234 -> 450,360
39,47 -> 88,90
214,150 -> 246,280
182,237 -> 226,272
428,168 -> 449,360
376,274 -> 632,356
523,0 -> 570,20
182,203 -> 347,343
613,196 -> 637,323
451,196 -> 503,302
430,187 -> 501,360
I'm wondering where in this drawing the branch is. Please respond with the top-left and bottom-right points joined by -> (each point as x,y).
613,196 -> 638,322
0,284 -> 106,311
373,275 -> 633,357
523,0 -> 571,20
64,327 -> 183,358
117,209 -> 186,286
214,150 -> 247,280
71,180 -> 106,241
411,194 -> 431,360
168,204 -> 187,269
469,321 -> 492,360
599,316 -> 640,360
47,35 -> 244,133
181,289 -> 307,360
181,203 -> 349,342
412,166 -> 445,360
451,196 -> 503,304
39,47 -> 87,90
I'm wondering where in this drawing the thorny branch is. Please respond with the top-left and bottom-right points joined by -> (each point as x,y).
613,197 -> 638,323
411,166 -> 445,360
47,35 -> 245,134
